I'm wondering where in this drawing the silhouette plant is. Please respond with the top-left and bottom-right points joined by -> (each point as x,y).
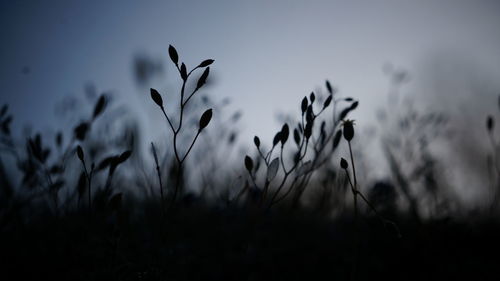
76,144 -> 131,212
0,91 -> 137,219
76,145 -> 94,211
149,45 -> 214,208
3,46 -> 500,281
339,119 -> 400,281
378,68 -> 451,220
150,142 -> 164,208
242,81 -> 359,209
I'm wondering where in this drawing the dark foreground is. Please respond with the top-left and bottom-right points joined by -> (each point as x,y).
2,202 -> 499,281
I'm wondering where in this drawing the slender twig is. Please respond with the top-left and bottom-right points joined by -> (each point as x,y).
158,60 -> 209,208
256,147 -> 269,166
151,142 -> 164,206
181,131 -> 201,163
79,159 -> 93,212
344,166 -> 401,237
268,96 -> 342,207
160,108 -> 176,134
183,88 -> 201,107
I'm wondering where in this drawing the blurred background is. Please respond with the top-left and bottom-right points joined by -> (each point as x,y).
4,2 -> 500,279
1,0 -> 500,207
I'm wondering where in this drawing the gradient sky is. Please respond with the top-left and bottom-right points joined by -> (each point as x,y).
2,0 -> 500,202
2,0 -> 500,131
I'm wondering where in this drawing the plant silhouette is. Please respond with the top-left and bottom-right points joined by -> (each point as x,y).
149,45 -> 214,209
0,45 -> 499,281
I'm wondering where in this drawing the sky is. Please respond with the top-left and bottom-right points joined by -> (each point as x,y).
2,0 -> 500,202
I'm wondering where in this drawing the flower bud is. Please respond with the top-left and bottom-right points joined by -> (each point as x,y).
340,158 -> 348,169
244,155 -> 254,173
487,116 -> 494,132
343,120 -> 355,141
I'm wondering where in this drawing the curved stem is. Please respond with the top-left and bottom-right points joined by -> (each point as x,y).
257,148 -> 269,166
169,162 -> 183,208
177,80 -> 187,133
280,145 -> 288,174
161,108 -> 175,134
183,88 -> 200,107
265,146 -> 275,163
80,160 -> 92,211
172,133 -> 182,164
348,141 -> 357,190
181,131 -> 201,163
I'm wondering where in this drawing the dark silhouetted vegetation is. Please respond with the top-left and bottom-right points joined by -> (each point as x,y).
1,46 -> 500,281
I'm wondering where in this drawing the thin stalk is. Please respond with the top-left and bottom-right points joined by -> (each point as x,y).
151,143 -> 164,208
259,180 -> 270,206
268,138 -> 309,207
80,160 -> 92,212
347,140 -> 359,281
160,108 -> 176,134
181,131 -> 201,163
169,163 -> 183,209
257,147 -> 269,166
165,66 -> 199,207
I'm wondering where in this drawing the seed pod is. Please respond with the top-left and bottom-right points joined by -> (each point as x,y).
293,129 -> 300,146
326,80 -> 333,94
199,109 -> 213,131
487,116 -> 494,131
304,121 -> 313,139
76,145 -> 84,162
244,155 -> 254,173
323,95 -> 333,109
340,158 -> 348,169
180,63 -> 188,80
301,97 -> 308,114
273,132 -> 282,147
310,92 -> 315,103
118,150 -> 132,163
306,105 -> 314,124
280,123 -> 289,145
97,156 -> 114,171
350,101 -> 359,110
293,151 -> 300,164
320,121 -> 326,144
197,67 -> 210,89
343,120 -> 354,141
168,45 -> 179,65
93,94 -> 107,118
254,136 -> 261,148
74,122 -> 89,141
150,88 -> 163,108
198,59 -> 214,68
